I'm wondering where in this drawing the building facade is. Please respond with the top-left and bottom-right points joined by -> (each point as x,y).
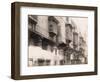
28,15 -> 87,66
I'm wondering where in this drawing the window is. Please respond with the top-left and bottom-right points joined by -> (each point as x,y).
37,59 -> 45,66
33,37 -> 42,47
48,16 -> 58,37
42,40 -> 48,50
73,32 -> 78,47
45,60 -> 51,66
65,24 -> 73,42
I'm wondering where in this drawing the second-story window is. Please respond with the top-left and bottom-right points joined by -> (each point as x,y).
48,16 -> 59,43
65,24 -> 73,43
48,16 -> 58,37
73,32 -> 78,48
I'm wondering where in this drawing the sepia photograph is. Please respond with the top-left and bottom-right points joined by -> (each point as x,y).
11,2 -> 97,79
28,15 -> 88,67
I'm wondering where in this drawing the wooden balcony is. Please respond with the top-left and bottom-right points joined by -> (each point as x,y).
29,24 -> 57,44
48,16 -> 58,36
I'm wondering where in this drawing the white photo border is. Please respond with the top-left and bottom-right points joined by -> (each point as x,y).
20,6 -> 95,76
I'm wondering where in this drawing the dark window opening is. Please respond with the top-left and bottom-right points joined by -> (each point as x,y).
45,60 -> 51,66
37,59 -> 45,66
42,40 -> 48,50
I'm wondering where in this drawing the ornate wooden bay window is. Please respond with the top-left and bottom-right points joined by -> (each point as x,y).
28,15 -> 37,31
65,24 -> 73,45
48,16 -> 58,35
28,15 -> 38,46
48,16 -> 59,43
